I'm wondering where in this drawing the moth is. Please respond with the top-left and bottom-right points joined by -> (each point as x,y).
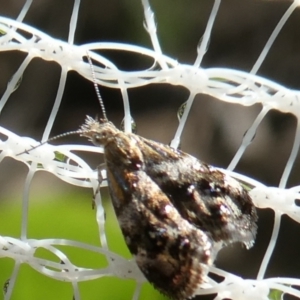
53,54 -> 257,300
24,56 -> 257,299
79,116 -> 257,300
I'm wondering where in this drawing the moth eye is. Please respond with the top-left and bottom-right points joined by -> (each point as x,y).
92,134 -> 102,145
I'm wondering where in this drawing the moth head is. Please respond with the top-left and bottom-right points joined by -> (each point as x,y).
80,115 -> 118,146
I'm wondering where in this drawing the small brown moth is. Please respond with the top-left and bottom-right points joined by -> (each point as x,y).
76,53 -> 258,300
79,115 -> 257,299
23,54 -> 257,299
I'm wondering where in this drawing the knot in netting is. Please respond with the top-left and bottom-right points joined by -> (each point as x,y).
251,186 -> 300,222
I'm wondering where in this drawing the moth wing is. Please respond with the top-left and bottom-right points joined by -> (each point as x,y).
106,163 -> 213,300
137,136 -> 257,247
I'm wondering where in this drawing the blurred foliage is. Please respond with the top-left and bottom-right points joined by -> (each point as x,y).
269,289 -> 284,300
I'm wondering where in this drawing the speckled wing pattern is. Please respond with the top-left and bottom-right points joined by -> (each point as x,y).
81,117 -> 257,300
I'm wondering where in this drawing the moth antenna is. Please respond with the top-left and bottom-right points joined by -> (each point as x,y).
17,130 -> 84,156
86,51 -> 108,121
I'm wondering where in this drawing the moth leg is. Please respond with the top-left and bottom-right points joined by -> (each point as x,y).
92,163 -> 107,209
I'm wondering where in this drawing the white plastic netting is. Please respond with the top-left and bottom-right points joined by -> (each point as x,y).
1,0 -> 300,299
